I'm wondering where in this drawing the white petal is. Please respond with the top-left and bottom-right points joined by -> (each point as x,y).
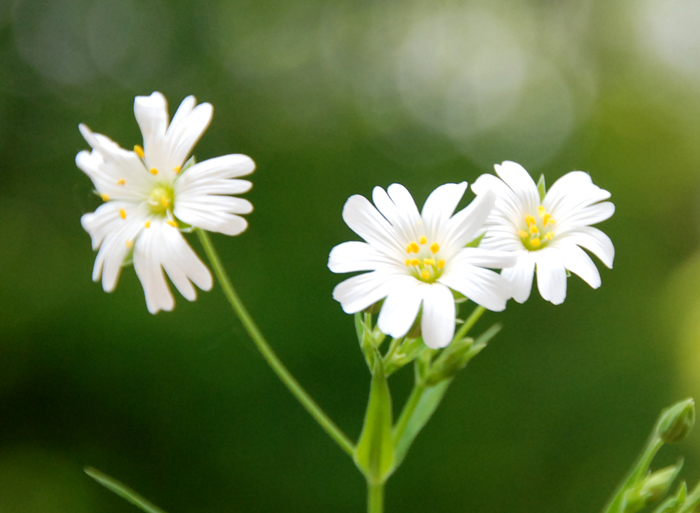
556,202 -> 615,233
442,189 -> 496,250
377,278 -> 423,338
494,161 -> 539,215
158,223 -> 213,299
535,251 -> 567,305
134,92 -> 169,172
450,247 -> 517,270
543,171 -> 611,220
471,173 -> 523,227
372,186 -> 420,244
501,252 -> 535,303
332,271 -> 394,313
439,265 -> 509,311
163,96 -> 213,170
558,226 -> 615,268
420,284 -> 456,349
421,182 -> 467,240
559,244 -> 601,289
328,241 -> 395,273
342,195 -> 402,256
133,225 -> 175,314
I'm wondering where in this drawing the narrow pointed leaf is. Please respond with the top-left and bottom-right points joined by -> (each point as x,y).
354,356 -> 394,484
393,379 -> 451,469
85,467 -> 167,513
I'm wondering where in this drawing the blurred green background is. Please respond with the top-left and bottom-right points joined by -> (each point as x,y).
3,0 -> 700,511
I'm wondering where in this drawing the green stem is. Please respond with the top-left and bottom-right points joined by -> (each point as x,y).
392,382 -> 426,445
196,229 -> 355,457
368,482 -> 384,513
454,305 -> 486,343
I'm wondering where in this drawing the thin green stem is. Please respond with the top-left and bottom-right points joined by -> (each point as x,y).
454,305 -> 486,343
196,229 -> 355,457
392,382 -> 426,445
368,482 -> 384,513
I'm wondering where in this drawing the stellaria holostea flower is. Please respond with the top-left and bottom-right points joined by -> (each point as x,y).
472,161 -> 614,305
77,92 -> 255,313
328,183 -> 516,349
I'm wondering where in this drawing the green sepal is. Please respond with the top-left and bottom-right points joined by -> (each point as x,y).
657,398 -> 695,444
354,355 -> 395,484
181,155 -> 196,172
384,337 -> 426,376
85,467 -> 167,513
392,378 -> 451,470
465,233 -> 485,248
652,481 -> 687,513
355,313 -> 385,371
624,461 -> 683,513
537,174 -> 547,202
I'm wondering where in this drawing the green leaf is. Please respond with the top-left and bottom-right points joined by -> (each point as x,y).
536,174 -> 547,202
393,379 -> 451,469
354,356 -> 395,484
85,467 -> 167,513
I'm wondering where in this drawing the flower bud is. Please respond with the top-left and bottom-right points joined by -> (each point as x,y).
625,464 -> 682,509
657,398 -> 695,444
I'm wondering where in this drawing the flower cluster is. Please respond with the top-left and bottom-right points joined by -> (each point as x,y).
329,162 -> 614,348
77,92 -> 255,313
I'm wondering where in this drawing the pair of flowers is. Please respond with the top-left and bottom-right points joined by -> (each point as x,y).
78,93 -> 614,349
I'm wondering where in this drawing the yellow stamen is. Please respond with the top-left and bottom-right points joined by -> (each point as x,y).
529,224 -> 539,234
161,197 -> 170,208
144,220 -> 151,228
525,215 -> 535,227
545,232 -> 555,240
410,258 -> 421,266
430,242 -> 440,254
405,259 -> 412,266
423,258 -> 436,266
173,166 -> 181,174
117,179 -> 126,186
407,242 -> 420,254
437,259 -> 445,269
530,237 -> 541,248
126,239 -> 134,248
149,168 -> 158,175
419,236 -> 427,245
119,209 -> 126,219
100,193 -> 110,202
544,215 -> 555,226
166,220 -> 178,228
538,205 -> 546,217
134,145 -> 145,159
421,270 -> 430,280
518,230 -> 529,238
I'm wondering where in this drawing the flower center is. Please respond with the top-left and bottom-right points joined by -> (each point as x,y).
518,205 -> 556,251
404,235 -> 446,283
147,184 -> 175,215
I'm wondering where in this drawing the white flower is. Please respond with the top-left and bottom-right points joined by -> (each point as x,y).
328,183 -> 516,349
472,161 -> 615,305
77,92 -> 255,313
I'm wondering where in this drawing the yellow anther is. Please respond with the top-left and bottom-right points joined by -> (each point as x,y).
134,145 -> 145,158
166,220 -> 178,228
410,258 -> 421,266
100,193 -> 110,202
149,168 -> 158,175
405,259 -> 412,266
126,239 -> 134,248
530,237 -> 541,248
117,179 -> 126,186
161,197 -> 170,208
423,258 -> 436,266
419,236 -> 427,245
173,166 -> 181,174
119,209 -> 126,219
544,215 -> 555,226
538,205 -> 546,217
407,242 -> 420,254
421,270 -> 431,280
437,259 -> 445,269
144,220 -> 151,228
430,242 -> 440,254
545,232 -> 555,240
525,215 -> 535,227
518,230 -> 529,238
529,224 -> 539,234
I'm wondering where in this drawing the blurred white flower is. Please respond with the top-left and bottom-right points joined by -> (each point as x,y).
472,161 -> 614,305
328,183 -> 515,349
77,92 -> 255,313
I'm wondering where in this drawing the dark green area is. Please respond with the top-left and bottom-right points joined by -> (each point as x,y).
3,0 -> 700,511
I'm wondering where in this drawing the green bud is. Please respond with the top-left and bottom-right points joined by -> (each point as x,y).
625,463 -> 683,511
657,398 -> 695,444
383,337 -> 426,376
